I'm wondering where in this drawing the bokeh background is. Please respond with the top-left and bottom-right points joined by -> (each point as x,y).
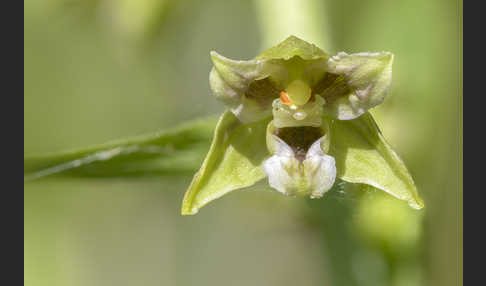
24,0 -> 462,285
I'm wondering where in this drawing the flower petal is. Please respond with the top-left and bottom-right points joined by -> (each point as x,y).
321,52 -> 394,120
263,135 -> 336,198
304,138 -> 336,198
263,136 -> 301,196
209,51 -> 287,123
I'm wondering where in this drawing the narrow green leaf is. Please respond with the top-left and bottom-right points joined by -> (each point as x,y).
181,111 -> 271,215
328,112 -> 424,209
24,116 -> 218,181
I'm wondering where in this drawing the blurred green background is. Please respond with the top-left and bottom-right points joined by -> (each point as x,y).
24,0 -> 462,285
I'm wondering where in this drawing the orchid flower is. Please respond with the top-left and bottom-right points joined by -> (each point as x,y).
181,36 -> 423,215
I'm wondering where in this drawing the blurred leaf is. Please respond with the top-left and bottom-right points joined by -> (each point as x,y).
354,185 -> 422,254
24,116 -> 218,180
106,0 -> 174,43
181,111 -> 271,215
329,112 -> 424,209
253,0 -> 332,51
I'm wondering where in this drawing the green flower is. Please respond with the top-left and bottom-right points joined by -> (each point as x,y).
181,36 -> 423,215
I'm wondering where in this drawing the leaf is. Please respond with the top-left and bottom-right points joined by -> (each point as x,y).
181,111 -> 271,215
24,116 -> 218,181
328,112 -> 424,209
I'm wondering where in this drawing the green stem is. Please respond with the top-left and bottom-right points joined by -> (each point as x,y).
304,182 -> 362,286
253,0 -> 334,52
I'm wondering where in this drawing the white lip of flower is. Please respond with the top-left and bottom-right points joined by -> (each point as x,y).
263,135 -> 336,198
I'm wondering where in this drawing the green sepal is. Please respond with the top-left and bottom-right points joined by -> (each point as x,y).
181,110 -> 271,215
328,112 -> 424,209
255,35 -> 329,61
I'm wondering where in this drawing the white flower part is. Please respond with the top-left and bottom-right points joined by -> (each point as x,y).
263,136 -> 336,198
303,138 -> 337,198
263,136 -> 301,196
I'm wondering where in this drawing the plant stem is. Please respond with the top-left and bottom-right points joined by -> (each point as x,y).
253,0 -> 334,52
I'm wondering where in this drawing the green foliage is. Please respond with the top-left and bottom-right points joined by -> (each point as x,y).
24,116 -> 217,180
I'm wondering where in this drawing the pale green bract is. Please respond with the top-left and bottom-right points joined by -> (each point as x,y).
182,35 -> 423,215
